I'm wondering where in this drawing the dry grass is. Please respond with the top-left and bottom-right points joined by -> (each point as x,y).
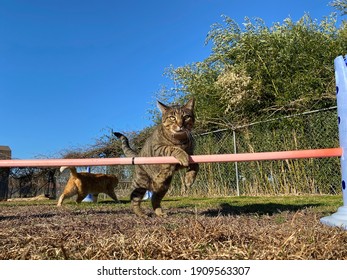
0,196 -> 346,260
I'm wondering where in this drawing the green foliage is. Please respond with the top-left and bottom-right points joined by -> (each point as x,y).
330,0 -> 347,15
164,13 -> 346,130
167,108 -> 340,197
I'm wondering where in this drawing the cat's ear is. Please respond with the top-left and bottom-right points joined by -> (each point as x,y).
157,100 -> 169,114
184,98 -> 195,111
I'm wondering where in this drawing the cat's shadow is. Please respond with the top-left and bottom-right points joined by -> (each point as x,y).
98,200 -> 128,204
201,202 -> 322,217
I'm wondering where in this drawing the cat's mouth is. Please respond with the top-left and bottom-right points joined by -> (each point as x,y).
171,129 -> 189,140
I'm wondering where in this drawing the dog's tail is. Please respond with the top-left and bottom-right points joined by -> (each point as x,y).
113,132 -> 137,157
60,166 -> 78,177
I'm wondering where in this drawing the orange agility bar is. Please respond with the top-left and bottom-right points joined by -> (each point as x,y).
0,148 -> 342,168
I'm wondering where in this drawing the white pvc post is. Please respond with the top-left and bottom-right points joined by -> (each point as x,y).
321,55 -> 347,229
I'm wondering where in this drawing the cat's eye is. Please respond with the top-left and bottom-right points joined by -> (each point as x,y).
169,116 -> 176,121
184,115 -> 191,120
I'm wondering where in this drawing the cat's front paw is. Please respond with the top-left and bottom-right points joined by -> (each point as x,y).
184,163 -> 199,187
175,152 -> 190,167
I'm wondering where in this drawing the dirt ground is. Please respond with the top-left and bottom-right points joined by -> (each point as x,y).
0,198 -> 347,260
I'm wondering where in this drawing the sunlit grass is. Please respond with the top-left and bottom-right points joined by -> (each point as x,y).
2,194 -> 341,215
1,194 -> 346,260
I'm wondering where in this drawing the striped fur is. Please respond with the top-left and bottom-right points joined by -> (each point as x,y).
114,98 -> 199,217
113,132 -> 137,157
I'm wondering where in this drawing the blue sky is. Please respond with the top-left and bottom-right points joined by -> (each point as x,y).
0,0 -> 340,159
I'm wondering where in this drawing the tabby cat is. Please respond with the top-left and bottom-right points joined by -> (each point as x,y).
114,98 -> 199,217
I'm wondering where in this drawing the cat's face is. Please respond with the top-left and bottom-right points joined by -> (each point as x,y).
158,98 -> 195,140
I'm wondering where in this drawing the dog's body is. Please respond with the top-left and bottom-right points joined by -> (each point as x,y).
57,166 -> 119,206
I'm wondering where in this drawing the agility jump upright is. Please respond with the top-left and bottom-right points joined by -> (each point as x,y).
320,55 -> 347,229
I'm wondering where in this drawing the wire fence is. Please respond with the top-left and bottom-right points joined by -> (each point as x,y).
3,107 -> 341,199
170,106 -> 341,196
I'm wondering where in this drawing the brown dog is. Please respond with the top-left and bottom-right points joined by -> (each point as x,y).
57,166 -> 119,206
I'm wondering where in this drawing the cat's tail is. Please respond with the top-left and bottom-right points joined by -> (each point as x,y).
60,166 -> 78,177
113,132 -> 137,157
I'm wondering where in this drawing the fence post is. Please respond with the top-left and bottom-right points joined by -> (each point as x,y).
232,129 -> 240,196
47,169 -> 56,199
321,55 -> 347,229
0,146 -> 11,200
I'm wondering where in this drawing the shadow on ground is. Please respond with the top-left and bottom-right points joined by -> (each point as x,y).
201,202 -> 322,217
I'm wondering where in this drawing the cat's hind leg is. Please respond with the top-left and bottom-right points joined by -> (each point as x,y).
151,174 -> 173,217
130,187 -> 147,217
151,190 -> 169,217
131,167 -> 151,217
